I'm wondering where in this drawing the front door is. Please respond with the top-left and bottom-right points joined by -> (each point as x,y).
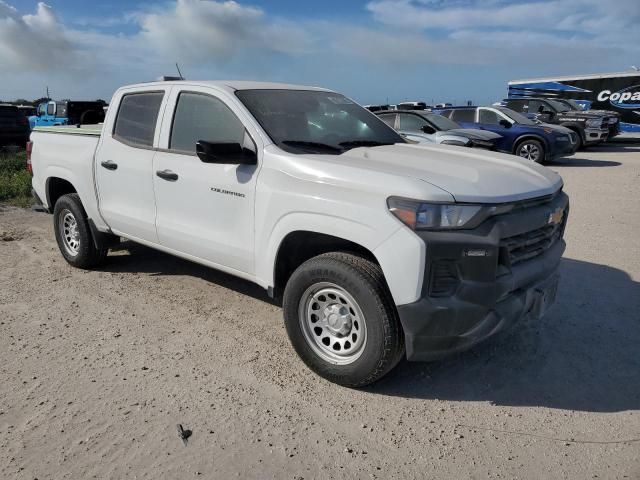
152,89 -> 259,274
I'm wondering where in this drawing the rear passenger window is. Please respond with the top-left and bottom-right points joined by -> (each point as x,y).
170,92 -> 245,153
113,92 -> 164,147
378,113 -> 396,128
451,110 -> 475,122
507,100 -> 527,113
398,114 -> 428,132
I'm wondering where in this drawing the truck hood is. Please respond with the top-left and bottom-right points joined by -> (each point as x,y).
559,111 -> 608,120
442,128 -> 502,141
537,122 -> 573,135
336,143 -> 563,204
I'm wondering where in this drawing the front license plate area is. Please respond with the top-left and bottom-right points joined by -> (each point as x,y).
533,275 -> 559,319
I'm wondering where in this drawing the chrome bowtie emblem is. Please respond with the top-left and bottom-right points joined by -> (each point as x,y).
548,208 -> 564,225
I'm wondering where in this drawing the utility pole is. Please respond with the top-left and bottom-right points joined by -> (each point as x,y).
46,86 -> 50,100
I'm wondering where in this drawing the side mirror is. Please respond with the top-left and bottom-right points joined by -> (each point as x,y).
196,140 -> 257,165
499,119 -> 512,128
420,125 -> 437,134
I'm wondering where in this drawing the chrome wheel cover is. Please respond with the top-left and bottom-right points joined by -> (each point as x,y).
299,282 -> 367,365
518,143 -> 541,161
59,209 -> 80,256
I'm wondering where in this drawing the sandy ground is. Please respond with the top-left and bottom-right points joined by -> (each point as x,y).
1,144 -> 639,479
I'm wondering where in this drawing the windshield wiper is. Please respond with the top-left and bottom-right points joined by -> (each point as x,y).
338,140 -> 394,149
281,140 -> 343,153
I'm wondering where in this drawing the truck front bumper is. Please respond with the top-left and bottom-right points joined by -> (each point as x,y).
584,128 -> 608,144
396,191 -> 568,361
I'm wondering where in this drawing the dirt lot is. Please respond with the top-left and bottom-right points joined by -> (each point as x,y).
1,144 -> 639,479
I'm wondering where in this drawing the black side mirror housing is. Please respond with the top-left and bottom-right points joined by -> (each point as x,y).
499,119 -> 512,128
420,125 -> 436,134
196,140 -> 257,165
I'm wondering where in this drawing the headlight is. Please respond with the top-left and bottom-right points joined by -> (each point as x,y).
586,119 -> 602,128
387,197 -> 486,230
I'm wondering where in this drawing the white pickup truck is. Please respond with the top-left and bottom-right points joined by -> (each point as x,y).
29,80 -> 569,386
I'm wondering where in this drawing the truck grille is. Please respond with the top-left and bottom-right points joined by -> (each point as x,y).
501,220 -> 564,266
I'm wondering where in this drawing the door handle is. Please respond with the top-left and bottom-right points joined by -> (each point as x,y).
101,160 -> 118,170
156,169 -> 178,181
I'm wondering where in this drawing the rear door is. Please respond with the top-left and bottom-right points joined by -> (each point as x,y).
95,87 -> 169,242
152,86 -> 261,274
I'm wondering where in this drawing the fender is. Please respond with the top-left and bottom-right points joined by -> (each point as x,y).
258,212 -> 425,306
512,134 -> 549,153
42,165 -> 105,230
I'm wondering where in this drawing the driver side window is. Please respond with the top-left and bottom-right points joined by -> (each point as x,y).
170,92 -> 245,153
478,109 -> 500,125
46,103 -> 55,116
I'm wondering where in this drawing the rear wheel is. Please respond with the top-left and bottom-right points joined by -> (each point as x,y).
283,252 -> 404,387
515,139 -> 545,163
53,193 -> 107,269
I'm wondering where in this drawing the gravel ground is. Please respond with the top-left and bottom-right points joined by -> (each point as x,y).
1,144 -> 639,479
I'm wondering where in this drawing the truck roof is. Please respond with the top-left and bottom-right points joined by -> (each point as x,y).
124,80 -> 332,93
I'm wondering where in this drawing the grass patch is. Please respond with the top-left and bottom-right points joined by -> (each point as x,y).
0,149 -> 33,207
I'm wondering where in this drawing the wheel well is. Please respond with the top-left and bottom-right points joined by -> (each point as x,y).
513,135 -> 546,153
273,231 -> 378,298
46,177 -> 76,209
566,126 -> 584,141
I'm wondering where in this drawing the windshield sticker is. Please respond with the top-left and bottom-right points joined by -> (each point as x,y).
327,96 -> 354,105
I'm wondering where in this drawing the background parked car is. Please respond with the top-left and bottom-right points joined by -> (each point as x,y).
17,105 -> 37,118
500,97 -> 609,149
29,100 -> 105,129
396,101 -> 431,110
376,109 -> 501,150
435,106 -> 577,163
0,104 -> 30,147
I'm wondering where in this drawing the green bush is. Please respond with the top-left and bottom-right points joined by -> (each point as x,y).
0,149 -> 32,205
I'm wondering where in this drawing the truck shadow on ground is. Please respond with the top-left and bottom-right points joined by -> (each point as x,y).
100,244 -> 639,413
371,258 -> 640,413
101,241 -> 278,306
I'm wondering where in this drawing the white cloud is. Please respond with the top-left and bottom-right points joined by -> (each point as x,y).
0,1 -> 79,70
137,0 -> 311,64
0,0 -> 637,101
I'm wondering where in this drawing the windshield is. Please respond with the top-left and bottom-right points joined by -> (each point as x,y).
561,99 -> 582,110
495,107 -> 537,125
424,113 -> 460,131
547,99 -> 571,112
236,90 -> 404,154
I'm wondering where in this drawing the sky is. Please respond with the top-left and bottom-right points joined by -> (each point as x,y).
1,0 -> 638,105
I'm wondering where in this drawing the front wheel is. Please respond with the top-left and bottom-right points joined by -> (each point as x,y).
515,139 -> 545,163
283,252 -> 404,387
53,193 -> 107,269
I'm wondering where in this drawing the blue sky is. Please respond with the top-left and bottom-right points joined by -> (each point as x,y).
1,0 -> 638,104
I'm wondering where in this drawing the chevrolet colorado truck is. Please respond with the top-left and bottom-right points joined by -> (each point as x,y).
29,80 -> 569,387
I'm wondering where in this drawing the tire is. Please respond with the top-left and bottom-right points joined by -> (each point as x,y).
515,138 -> 545,163
573,131 -> 583,150
53,193 -> 107,269
283,252 -> 405,387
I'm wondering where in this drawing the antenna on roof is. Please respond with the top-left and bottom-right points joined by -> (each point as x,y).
176,63 -> 185,80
